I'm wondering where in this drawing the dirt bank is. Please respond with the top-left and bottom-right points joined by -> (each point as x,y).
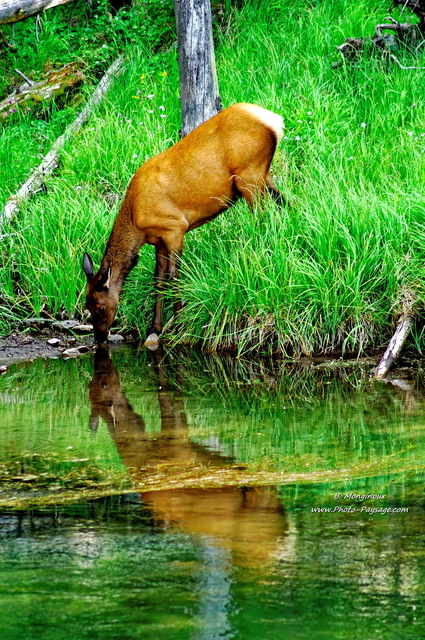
0,333 -> 94,366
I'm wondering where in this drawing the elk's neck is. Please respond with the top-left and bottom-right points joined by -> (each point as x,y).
99,214 -> 142,293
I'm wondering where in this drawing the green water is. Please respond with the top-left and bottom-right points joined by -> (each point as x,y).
0,346 -> 424,639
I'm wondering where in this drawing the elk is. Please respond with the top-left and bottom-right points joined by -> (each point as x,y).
83,103 -> 284,343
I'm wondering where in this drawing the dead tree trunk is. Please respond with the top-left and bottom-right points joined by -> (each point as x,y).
0,0 -> 76,24
174,0 -> 222,137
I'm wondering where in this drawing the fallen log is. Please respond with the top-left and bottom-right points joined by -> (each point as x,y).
374,292 -> 417,379
0,55 -> 125,229
0,0 -> 76,25
333,17 -> 422,67
0,62 -> 85,120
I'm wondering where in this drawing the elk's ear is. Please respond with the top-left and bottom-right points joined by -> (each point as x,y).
97,264 -> 112,291
83,253 -> 94,281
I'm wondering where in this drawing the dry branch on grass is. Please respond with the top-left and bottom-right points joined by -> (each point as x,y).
0,55 -> 125,230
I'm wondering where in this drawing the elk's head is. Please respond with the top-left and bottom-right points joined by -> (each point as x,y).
83,253 -> 118,343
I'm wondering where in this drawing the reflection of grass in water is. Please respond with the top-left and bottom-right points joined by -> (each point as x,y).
0,452 -> 130,491
0,348 -> 424,509
2,457 -> 424,510
280,469 -> 425,510
169,352 -> 425,473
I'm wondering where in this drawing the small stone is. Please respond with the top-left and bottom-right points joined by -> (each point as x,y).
107,333 -> 124,343
53,320 -> 79,332
73,324 -> 94,334
47,338 -> 60,347
62,345 -> 91,358
53,320 -> 93,334
0,365 -> 7,374
62,348 -> 80,358
144,333 -> 160,350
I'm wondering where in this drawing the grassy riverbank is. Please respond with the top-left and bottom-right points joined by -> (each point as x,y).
0,0 -> 424,355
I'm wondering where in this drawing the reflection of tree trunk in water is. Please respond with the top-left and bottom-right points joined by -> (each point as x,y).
88,347 -> 292,569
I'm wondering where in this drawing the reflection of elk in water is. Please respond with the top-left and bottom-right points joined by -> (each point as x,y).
89,347 -> 290,568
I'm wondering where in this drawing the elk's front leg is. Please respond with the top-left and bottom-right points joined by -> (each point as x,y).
163,229 -> 185,317
146,244 -> 168,338
168,247 -> 183,316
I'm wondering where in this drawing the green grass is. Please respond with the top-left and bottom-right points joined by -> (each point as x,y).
0,0 -> 424,354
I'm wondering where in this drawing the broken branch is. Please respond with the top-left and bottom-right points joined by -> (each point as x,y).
388,53 -> 425,68
374,291 -> 417,379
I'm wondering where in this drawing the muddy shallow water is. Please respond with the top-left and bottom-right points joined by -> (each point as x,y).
0,345 -> 424,639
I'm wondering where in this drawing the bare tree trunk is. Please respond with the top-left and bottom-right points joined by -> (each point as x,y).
0,0 -> 76,24
174,0 -> 222,137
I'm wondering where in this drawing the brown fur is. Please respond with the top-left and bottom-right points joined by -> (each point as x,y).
83,103 -> 284,342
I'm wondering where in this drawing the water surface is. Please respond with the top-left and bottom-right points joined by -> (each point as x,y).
0,347 -> 424,639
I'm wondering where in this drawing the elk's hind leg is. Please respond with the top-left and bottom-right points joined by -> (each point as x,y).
265,173 -> 288,207
234,171 -> 287,208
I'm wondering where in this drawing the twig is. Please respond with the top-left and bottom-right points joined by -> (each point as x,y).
0,55 -> 125,230
14,68 -> 33,86
383,16 -> 400,24
0,28 -> 15,49
35,15 -> 42,42
400,0 -> 411,16
389,53 -> 425,68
